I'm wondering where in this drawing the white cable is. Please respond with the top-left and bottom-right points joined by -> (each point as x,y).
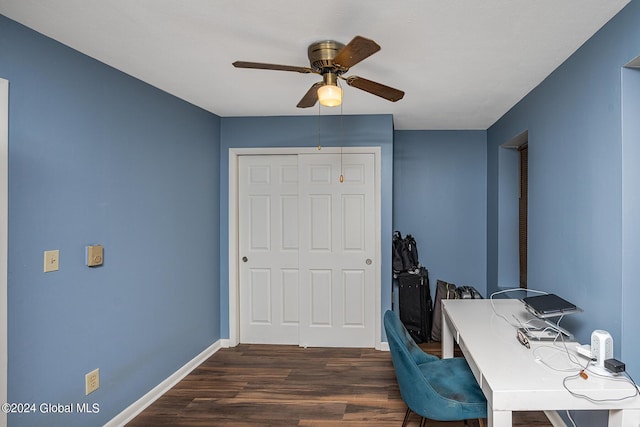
536,317 -> 588,372
492,288 -> 639,405
513,315 -> 559,339
532,343 -> 583,373
562,371 -> 639,403
489,288 -> 548,327
489,287 -> 548,300
562,350 -> 639,403
492,290 -> 580,373
531,309 -> 638,403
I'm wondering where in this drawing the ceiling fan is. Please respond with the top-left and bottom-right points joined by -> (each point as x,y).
233,36 -> 404,108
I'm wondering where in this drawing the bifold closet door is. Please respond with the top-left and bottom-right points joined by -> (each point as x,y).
238,152 -> 376,347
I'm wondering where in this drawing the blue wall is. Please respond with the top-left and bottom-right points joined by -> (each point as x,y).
4,0 -> 640,424
393,131 -> 488,295
488,0 -> 640,383
1,16 -> 221,427
219,114 -> 394,340
622,65 -> 640,383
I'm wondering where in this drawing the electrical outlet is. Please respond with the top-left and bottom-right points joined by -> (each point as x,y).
44,250 -> 59,272
85,368 -> 99,395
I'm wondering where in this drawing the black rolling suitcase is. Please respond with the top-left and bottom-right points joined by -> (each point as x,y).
397,267 -> 432,343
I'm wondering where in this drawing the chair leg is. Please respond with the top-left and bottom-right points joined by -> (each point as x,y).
401,407 -> 411,427
478,419 -> 485,427
420,416 -> 427,427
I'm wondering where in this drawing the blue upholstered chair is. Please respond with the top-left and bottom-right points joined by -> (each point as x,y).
384,310 -> 487,427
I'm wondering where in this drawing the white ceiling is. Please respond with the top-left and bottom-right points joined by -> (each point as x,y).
0,0 -> 630,130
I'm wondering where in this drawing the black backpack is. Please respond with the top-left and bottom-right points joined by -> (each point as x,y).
392,231 -> 419,276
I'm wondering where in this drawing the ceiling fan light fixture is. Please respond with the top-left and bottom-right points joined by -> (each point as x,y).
233,36 -> 404,108
317,84 -> 342,107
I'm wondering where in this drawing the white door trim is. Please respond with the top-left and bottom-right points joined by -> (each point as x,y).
1,78 -> 9,427
228,146 -> 382,349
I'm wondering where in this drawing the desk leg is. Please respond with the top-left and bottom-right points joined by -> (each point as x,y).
487,401 -> 512,427
441,310 -> 454,359
607,409 -> 640,427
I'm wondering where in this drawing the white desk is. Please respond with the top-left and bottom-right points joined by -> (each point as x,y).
441,299 -> 640,427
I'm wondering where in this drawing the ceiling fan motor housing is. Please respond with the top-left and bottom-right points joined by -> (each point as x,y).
308,40 -> 347,73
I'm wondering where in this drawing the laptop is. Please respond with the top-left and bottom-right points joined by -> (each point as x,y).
522,293 -> 577,316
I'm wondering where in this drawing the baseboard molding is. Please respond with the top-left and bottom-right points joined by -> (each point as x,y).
544,410 -> 568,427
378,341 -> 389,352
105,339 -> 228,427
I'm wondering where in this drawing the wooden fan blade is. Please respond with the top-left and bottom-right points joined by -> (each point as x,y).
297,82 -> 323,108
345,76 -> 404,102
233,61 -> 314,74
333,36 -> 381,69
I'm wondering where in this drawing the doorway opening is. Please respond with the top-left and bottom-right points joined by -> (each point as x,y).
518,144 -> 528,289
498,130 -> 528,289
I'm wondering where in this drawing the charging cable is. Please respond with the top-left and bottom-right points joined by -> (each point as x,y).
489,288 -> 548,327
562,369 -> 639,403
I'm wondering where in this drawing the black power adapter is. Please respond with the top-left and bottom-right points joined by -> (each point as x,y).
604,358 -> 626,374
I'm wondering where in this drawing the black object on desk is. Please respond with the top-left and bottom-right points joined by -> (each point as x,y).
522,293 -> 577,316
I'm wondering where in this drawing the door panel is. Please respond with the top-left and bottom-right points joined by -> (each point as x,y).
343,270 -> 365,326
298,153 -> 375,347
343,195 -> 364,250
281,196 -> 299,249
249,196 -> 270,250
249,269 -> 271,323
281,269 -> 299,324
310,269 -> 332,325
239,155 -> 299,344
310,195 -> 332,250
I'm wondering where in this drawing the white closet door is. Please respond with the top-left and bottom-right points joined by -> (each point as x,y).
298,153 -> 376,347
238,155 -> 299,344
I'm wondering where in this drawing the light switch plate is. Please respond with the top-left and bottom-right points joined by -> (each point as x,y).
44,250 -> 59,272
86,245 -> 103,267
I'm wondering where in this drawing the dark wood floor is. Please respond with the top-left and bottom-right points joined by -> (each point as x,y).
127,343 -> 552,426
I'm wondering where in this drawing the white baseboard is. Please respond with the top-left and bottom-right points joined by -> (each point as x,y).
378,341 -> 389,352
105,339 -> 228,427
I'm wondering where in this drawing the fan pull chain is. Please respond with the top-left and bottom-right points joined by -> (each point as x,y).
339,94 -> 344,183
317,102 -> 321,150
